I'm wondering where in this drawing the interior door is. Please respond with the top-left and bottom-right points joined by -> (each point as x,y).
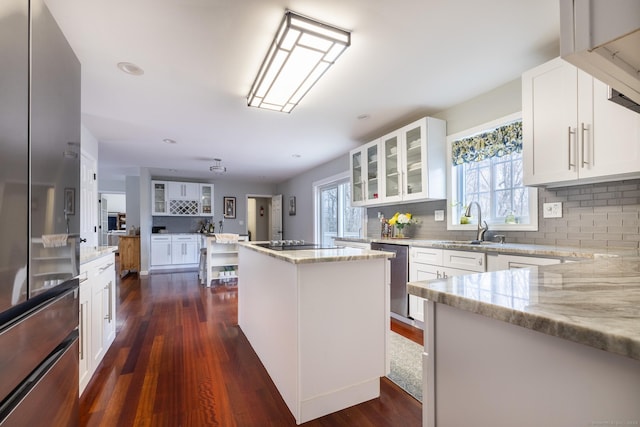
270,194 -> 282,240
80,152 -> 98,247
99,197 -> 108,245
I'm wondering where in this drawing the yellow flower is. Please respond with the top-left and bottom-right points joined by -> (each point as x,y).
388,213 -> 398,225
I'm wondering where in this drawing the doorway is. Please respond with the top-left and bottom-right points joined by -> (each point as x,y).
247,196 -> 271,241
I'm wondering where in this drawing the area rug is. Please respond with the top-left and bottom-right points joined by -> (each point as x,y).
387,331 -> 423,402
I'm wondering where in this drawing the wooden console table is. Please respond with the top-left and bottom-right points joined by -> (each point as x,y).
118,235 -> 140,276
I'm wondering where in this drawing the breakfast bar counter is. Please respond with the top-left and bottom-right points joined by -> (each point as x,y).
408,255 -> 640,427
238,243 -> 393,424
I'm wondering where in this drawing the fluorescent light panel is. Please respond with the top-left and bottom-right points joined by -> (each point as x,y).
247,11 -> 351,113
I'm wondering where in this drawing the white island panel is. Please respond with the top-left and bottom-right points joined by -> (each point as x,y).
238,245 -> 389,424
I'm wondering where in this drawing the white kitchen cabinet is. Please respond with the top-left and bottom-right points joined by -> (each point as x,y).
350,139 -> 381,206
382,117 -> 447,204
171,234 -> 199,265
152,181 -> 169,215
78,279 -> 90,393
151,234 -> 200,270
523,57 -> 640,187
409,247 -> 486,323
151,235 -> 173,266
152,180 -> 214,216
487,253 -> 561,272
398,117 -> 447,202
168,181 -> 199,200
380,130 -> 403,203
350,117 -> 446,207
79,252 -> 116,395
199,183 -> 214,215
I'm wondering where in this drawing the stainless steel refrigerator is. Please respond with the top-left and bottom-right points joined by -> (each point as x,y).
0,0 -> 81,425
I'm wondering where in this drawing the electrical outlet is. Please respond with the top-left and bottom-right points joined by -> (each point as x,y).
543,202 -> 562,218
434,210 -> 445,221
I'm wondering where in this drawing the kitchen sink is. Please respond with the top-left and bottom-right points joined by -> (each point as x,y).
433,240 -> 500,245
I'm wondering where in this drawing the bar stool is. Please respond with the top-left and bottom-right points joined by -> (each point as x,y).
198,247 -> 207,286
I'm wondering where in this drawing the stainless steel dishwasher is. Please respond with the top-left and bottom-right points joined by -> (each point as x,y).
371,242 -> 409,318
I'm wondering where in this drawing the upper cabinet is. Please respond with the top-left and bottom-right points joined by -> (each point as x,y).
152,181 -> 168,215
350,117 -> 446,207
350,139 -> 381,206
523,57 -> 640,187
199,184 -> 213,215
151,180 -> 214,216
167,182 -> 199,200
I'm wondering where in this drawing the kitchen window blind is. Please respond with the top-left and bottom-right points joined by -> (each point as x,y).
451,120 -> 522,165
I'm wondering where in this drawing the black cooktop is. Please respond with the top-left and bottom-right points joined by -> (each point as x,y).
256,242 -> 337,251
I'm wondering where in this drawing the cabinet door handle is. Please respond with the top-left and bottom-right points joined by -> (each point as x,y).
479,258 -> 483,266
436,271 -> 441,279
79,303 -> 84,360
104,281 -> 113,322
568,126 -> 576,170
581,122 -> 589,167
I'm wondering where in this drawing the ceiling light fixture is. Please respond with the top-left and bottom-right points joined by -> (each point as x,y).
163,138 -> 177,144
117,62 -> 144,76
247,11 -> 351,113
209,158 -> 227,174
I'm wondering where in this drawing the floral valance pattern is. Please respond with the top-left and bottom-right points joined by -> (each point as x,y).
452,120 -> 522,165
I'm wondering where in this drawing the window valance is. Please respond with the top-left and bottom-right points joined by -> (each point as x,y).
451,120 -> 522,165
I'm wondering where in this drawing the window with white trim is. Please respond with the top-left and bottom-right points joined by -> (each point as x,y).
447,113 -> 538,231
314,173 -> 366,246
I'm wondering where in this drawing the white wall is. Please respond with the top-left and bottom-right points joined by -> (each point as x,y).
102,193 -> 125,212
81,124 -> 98,159
433,78 -> 522,135
278,77 -> 524,241
276,155 -> 349,242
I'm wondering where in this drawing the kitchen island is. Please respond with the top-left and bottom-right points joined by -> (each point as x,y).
238,243 -> 394,424
409,255 -> 640,427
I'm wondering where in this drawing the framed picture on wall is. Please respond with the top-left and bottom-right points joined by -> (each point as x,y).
289,196 -> 296,216
64,188 -> 75,215
224,196 -> 236,219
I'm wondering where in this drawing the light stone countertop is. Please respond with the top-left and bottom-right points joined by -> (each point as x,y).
80,246 -> 117,264
335,237 -> 639,259
240,242 -> 394,265
408,255 -> 640,361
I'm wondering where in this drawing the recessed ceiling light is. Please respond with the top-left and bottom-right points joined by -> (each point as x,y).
117,62 -> 144,76
292,154 -> 302,158
163,138 -> 177,144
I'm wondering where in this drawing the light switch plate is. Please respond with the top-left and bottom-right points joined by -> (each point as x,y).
434,210 -> 445,221
543,202 -> 562,218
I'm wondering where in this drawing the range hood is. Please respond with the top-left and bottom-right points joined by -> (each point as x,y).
560,0 -> 640,110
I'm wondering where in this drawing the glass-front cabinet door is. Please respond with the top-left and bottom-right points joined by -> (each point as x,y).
365,141 -> 380,203
152,181 -> 168,215
401,119 -> 427,201
382,131 -> 402,203
199,184 -> 214,215
350,150 -> 364,206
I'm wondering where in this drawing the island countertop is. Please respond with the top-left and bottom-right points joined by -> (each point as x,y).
408,255 -> 640,361
240,242 -> 395,264
80,245 -> 118,264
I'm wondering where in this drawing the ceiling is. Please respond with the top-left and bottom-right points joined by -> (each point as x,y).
44,0 -> 560,185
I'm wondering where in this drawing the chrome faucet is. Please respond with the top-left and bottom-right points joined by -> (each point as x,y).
465,201 -> 488,241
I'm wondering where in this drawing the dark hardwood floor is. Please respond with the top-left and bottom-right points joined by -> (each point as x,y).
80,265 -> 422,426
